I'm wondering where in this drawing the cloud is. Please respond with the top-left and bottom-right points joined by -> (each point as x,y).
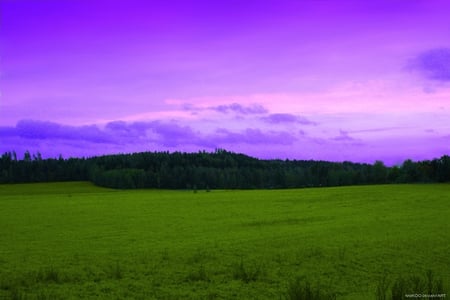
4,120 -> 114,143
332,130 -> 356,142
1,119 -> 299,152
348,126 -> 405,133
149,121 -> 211,147
209,103 -> 268,115
260,113 -> 316,125
179,102 -> 269,118
105,120 -> 213,147
211,128 -> 296,145
409,48 -> 450,81
0,126 -> 16,137
0,120 -> 166,145
104,120 -> 147,140
180,103 -> 201,113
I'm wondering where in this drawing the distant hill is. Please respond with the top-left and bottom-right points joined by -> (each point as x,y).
1,149 -> 449,189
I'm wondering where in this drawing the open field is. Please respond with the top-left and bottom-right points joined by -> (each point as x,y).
0,182 -> 448,299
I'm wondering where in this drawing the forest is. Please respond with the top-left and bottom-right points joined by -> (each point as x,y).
1,149 -> 449,189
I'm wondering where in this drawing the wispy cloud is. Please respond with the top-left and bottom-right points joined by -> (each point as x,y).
332,130 -> 357,142
348,126 -> 406,133
211,128 -> 297,145
209,103 -> 268,115
179,102 -> 269,118
260,113 -> 316,125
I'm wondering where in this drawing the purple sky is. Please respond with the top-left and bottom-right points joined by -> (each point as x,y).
1,0 -> 450,165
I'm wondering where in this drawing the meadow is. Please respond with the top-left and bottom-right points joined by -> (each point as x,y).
0,182 -> 448,299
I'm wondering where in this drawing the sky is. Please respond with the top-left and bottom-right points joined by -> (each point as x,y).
1,0 -> 450,165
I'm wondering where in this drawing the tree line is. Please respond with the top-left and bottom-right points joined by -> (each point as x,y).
1,149 -> 449,189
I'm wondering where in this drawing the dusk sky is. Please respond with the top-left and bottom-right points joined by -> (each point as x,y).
1,0 -> 450,165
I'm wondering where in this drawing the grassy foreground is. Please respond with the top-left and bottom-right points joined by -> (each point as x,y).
0,182 -> 448,299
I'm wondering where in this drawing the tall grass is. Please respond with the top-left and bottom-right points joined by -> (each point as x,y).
376,270 -> 446,300
285,277 -> 337,300
231,257 -> 265,283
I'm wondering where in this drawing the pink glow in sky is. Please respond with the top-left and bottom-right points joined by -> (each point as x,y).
1,0 -> 450,165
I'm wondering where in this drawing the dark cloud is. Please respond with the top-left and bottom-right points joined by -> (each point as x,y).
261,113 -> 316,125
409,48 -> 450,81
147,125 -> 297,147
0,119 -> 302,157
210,103 -> 268,115
105,120 -> 129,132
105,120 -> 213,147
1,120 -> 209,149
10,120 -> 114,143
105,120 -> 152,139
0,126 -> 17,137
149,121 -> 211,147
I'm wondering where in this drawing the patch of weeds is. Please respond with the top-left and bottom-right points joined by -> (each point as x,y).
10,286 -> 26,300
296,246 -> 324,262
231,258 -> 264,283
8,287 -> 61,300
337,246 -> 346,261
305,247 -> 324,259
106,261 -> 124,280
0,275 -> 16,291
188,248 -> 207,264
1,268 -> 67,300
186,264 -> 210,282
35,265 -> 61,284
294,246 -> 324,266
10,287 -> 55,300
160,248 -> 170,262
83,265 -> 103,283
285,277 -> 337,300
244,216 -> 329,228
273,252 -> 285,265
187,248 -> 216,265
34,289 -> 64,300
205,291 -> 219,300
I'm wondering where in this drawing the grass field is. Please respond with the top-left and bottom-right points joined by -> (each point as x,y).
0,182 -> 448,299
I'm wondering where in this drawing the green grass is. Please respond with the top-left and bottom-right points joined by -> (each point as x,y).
0,182 -> 448,299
